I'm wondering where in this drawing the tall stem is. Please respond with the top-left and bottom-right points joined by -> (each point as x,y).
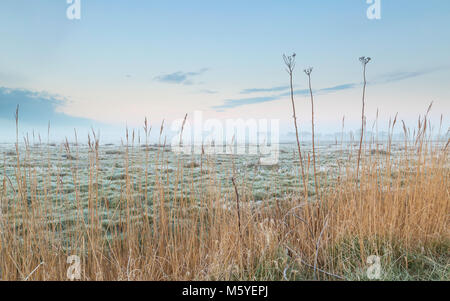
308,74 -> 319,200
289,70 -> 307,196
356,63 -> 367,182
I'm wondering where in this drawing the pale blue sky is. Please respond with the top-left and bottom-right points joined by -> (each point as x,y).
0,0 -> 449,141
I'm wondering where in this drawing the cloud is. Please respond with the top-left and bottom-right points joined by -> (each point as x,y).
240,85 -> 290,94
279,89 -> 310,97
199,89 -> 218,94
0,87 -> 92,126
373,67 -> 448,84
318,83 -> 358,93
154,68 -> 209,85
212,96 -> 279,110
213,84 -> 358,111
212,66 -> 448,111
213,85 -> 357,111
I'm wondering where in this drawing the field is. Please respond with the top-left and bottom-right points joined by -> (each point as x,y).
0,114 -> 448,280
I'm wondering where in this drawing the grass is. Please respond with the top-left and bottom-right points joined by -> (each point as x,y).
0,65 -> 448,281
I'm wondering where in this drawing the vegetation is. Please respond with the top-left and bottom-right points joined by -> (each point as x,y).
0,58 -> 448,281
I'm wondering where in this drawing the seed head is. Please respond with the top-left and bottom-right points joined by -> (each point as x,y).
283,53 -> 297,73
359,56 -> 372,65
304,67 -> 313,76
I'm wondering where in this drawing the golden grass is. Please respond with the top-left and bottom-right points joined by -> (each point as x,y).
0,109 -> 448,281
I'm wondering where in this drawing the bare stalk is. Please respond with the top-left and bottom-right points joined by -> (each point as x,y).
283,53 -> 307,196
356,56 -> 371,182
304,67 -> 319,200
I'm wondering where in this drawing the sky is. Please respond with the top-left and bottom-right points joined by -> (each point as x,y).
0,0 -> 449,142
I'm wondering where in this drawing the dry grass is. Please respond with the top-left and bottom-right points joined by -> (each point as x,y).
0,108 -> 448,281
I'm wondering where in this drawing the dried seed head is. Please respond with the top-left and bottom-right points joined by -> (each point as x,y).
304,67 -> 313,76
359,56 -> 372,65
283,53 -> 297,73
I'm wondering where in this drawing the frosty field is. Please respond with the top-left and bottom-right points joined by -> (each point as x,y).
0,133 -> 448,280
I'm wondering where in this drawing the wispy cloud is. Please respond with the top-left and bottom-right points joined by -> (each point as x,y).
318,83 -> 358,93
279,89 -> 309,97
199,89 -> 218,94
0,87 -> 92,126
373,67 -> 448,84
212,96 -> 279,110
212,66 -> 448,111
240,85 -> 290,94
214,84 -> 356,111
154,68 -> 209,85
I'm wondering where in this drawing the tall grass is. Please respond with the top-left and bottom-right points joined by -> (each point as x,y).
0,81 -> 448,281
